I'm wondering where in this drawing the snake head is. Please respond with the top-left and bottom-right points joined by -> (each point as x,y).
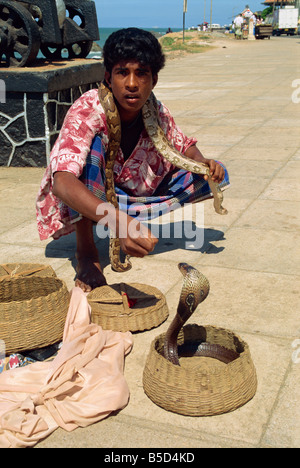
178,262 -> 194,275
178,263 -> 210,310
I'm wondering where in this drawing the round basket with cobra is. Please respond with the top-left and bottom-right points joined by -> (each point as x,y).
143,324 -> 257,416
88,282 -> 169,332
143,263 -> 257,416
0,275 -> 70,355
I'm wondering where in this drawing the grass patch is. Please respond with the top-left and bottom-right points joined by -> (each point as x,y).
160,32 -> 213,57
161,36 -> 176,47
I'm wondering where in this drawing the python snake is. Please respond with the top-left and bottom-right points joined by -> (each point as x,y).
163,263 -> 239,366
98,82 -> 227,273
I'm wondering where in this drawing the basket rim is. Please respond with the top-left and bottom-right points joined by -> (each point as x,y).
0,276 -> 68,306
149,324 -> 250,376
0,262 -> 57,279
155,323 -> 249,355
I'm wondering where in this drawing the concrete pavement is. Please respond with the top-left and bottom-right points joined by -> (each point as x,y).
1,36 -> 300,448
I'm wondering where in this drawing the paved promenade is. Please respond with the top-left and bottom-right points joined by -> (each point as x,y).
1,36 -> 299,448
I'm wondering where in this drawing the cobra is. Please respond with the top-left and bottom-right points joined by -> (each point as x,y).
163,263 -> 239,366
98,82 -> 228,273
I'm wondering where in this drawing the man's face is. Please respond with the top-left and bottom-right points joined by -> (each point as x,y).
105,60 -> 158,121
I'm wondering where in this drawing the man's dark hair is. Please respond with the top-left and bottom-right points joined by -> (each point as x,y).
103,27 -> 165,76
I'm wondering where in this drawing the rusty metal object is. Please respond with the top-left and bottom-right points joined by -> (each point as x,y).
0,0 -> 99,67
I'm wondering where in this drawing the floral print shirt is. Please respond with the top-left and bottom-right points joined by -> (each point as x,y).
36,88 -> 197,240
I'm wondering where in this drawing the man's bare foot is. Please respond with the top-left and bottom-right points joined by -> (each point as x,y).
75,255 -> 107,292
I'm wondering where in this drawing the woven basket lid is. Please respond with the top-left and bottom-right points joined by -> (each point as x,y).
0,275 -> 70,355
0,263 -> 57,280
88,282 -> 169,332
143,324 -> 257,416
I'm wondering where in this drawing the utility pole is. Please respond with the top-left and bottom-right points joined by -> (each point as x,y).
210,0 -> 213,31
183,0 -> 187,42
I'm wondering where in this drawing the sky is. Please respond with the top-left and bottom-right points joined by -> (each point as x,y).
95,0 -> 268,28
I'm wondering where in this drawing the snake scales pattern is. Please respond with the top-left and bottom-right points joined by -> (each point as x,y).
98,82 -> 228,273
163,263 -> 239,366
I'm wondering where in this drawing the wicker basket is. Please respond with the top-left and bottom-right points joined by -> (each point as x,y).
88,282 -> 169,332
0,276 -> 70,354
143,324 -> 257,416
0,263 -> 57,280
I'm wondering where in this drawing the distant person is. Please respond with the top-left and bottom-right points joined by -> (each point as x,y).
166,27 -> 173,34
250,13 -> 257,35
250,13 -> 257,26
234,14 -> 244,39
36,28 -> 229,291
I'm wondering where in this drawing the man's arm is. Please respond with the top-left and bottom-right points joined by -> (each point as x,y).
52,171 -> 157,257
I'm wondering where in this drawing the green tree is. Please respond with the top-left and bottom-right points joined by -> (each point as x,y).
261,6 -> 273,20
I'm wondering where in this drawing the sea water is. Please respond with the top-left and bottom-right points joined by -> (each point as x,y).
96,27 -> 182,49
36,27 -> 182,60
90,27 -> 182,58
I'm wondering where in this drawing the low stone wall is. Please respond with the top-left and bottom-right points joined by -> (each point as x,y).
0,59 -> 104,167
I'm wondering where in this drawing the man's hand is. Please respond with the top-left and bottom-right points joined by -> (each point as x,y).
118,212 -> 158,258
203,159 -> 225,184
184,145 -> 225,184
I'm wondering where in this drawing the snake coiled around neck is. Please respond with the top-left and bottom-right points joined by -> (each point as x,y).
98,82 -> 228,273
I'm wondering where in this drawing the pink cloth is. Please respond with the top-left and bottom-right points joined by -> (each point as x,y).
0,287 -> 133,448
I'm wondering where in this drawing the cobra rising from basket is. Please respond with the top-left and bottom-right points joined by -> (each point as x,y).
163,263 -> 237,366
143,263 -> 258,416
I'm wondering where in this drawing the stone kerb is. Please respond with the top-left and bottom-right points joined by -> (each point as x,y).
0,59 -> 104,167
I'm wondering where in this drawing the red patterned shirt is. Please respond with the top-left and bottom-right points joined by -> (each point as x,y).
36,88 -> 197,240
